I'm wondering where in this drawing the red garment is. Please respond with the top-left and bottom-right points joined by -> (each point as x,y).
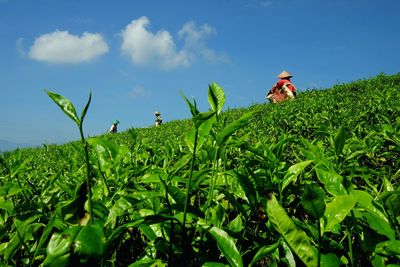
271,78 -> 296,93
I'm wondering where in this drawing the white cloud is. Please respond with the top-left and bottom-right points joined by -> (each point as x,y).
128,86 -> 150,99
16,37 -> 26,57
28,30 -> 109,64
121,16 -> 189,69
120,16 -> 228,69
178,21 -> 230,64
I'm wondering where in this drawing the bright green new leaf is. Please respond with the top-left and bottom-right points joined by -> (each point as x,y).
210,204 -> 225,228
333,125 -> 347,157
249,240 -> 280,267
320,253 -> 341,267
43,225 -> 105,266
315,168 -> 347,196
281,160 -> 313,193
216,111 -> 256,146
301,184 -> 326,220
198,219 -> 243,267
0,198 -> 13,213
193,110 -> 217,129
352,190 -> 389,223
282,241 -> 296,267
363,213 -> 395,241
323,194 -> 356,233
227,215 -> 243,233
181,93 -> 199,117
208,82 -> 225,114
383,177 -> 394,192
104,197 -> 133,226
266,194 -> 317,267
374,240 -> 400,257
80,92 -> 92,123
46,90 -> 80,126
43,226 -> 80,267
73,225 -> 106,264
186,114 -> 215,153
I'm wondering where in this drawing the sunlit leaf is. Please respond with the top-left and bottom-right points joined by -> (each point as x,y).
281,160 -> 313,192
352,190 -> 389,223
363,212 -> 395,241
320,253 -> 341,267
315,168 -> 347,196
333,125 -> 347,156
46,90 -> 79,125
266,194 -> 317,266
216,111 -> 256,146
208,82 -> 225,114
43,225 -> 105,266
198,219 -> 243,267
80,92 -> 92,123
104,197 -> 133,226
249,240 -> 280,267
323,194 -> 356,233
374,240 -> 400,257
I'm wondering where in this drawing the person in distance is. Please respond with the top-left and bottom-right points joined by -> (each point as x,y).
266,70 -> 297,103
109,120 -> 120,133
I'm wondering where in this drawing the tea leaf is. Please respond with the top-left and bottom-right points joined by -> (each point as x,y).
302,184 -> 326,220
80,92 -> 92,123
208,82 -> 225,114
267,194 -> 317,266
334,126 -> 347,156
216,111 -> 256,146
198,219 -> 243,267
282,160 -> 313,192
46,90 -> 80,125
249,240 -> 280,267
315,168 -> 347,196
323,194 -> 356,233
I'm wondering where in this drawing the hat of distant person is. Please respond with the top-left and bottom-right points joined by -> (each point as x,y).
113,120 -> 120,125
154,111 -> 161,116
277,70 -> 293,79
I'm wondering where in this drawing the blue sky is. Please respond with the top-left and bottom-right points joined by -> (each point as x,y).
1,0 -> 399,147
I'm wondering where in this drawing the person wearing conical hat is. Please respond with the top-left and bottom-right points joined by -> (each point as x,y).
266,70 -> 297,103
154,111 -> 163,126
109,120 -> 120,133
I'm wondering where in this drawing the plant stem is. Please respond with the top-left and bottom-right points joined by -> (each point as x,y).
206,146 -> 220,211
97,161 -> 111,196
347,230 -> 354,267
183,128 -> 198,228
317,219 -> 321,267
79,123 -> 93,226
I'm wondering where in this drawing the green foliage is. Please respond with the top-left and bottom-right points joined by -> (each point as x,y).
0,73 -> 399,266
267,194 -> 318,266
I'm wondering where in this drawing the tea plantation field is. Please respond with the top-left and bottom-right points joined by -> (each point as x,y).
0,73 -> 399,266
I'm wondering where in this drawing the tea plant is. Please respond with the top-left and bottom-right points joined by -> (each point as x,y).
0,73 -> 399,266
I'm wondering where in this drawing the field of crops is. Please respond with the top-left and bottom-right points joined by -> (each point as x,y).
0,73 -> 399,267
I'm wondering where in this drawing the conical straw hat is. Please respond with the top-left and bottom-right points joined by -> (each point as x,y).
277,70 -> 293,78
